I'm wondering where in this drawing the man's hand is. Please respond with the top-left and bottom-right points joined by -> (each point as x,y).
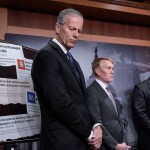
115,143 -> 131,150
88,126 -> 102,149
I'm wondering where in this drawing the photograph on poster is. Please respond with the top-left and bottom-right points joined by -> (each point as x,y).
5,33 -> 150,147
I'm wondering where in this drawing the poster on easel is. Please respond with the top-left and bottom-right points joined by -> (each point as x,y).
0,41 -> 40,142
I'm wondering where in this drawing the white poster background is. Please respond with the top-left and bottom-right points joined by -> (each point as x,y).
0,42 -> 40,142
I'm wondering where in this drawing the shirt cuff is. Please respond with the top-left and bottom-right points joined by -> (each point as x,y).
87,123 -> 102,140
92,123 -> 102,129
87,130 -> 93,140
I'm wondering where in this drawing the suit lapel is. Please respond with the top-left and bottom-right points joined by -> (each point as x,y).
74,61 -> 86,95
50,41 -> 72,68
50,41 -> 77,78
93,81 -> 118,116
49,40 -> 85,95
147,78 -> 150,90
93,81 -> 108,98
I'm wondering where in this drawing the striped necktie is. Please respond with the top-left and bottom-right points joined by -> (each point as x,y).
66,52 -> 80,80
106,86 -> 118,115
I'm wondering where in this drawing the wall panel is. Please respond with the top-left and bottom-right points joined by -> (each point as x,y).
7,9 -> 150,41
0,8 -> 7,40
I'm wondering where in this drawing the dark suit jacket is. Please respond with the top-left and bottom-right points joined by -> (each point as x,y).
31,40 -> 96,150
132,77 -> 150,149
87,80 -> 124,150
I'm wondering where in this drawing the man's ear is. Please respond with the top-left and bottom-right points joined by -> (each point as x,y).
95,68 -> 100,76
55,23 -> 60,34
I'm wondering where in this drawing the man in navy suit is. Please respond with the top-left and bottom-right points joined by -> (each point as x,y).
87,58 -> 131,150
31,8 -> 102,150
132,77 -> 150,150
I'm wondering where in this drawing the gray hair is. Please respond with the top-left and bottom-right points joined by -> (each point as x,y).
57,8 -> 83,25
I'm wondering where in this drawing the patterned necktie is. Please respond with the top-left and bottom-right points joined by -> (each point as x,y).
106,86 -> 118,115
66,52 -> 80,80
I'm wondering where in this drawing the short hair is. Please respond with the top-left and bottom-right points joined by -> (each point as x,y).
57,8 -> 83,25
92,57 -> 114,76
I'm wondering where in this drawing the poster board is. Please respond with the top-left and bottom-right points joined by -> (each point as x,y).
0,40 -> 40,143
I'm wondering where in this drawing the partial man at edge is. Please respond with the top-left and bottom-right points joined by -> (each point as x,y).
132,77 -> 150,150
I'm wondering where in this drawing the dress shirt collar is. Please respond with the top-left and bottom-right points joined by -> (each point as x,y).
95,78 -> 107,89
53,38 -> 68,54
95,78 -> 110,96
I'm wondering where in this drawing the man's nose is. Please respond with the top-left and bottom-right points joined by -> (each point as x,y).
74,30 -> 79,37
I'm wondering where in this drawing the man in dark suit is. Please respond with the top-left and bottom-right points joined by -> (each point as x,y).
132,77 -> 150,150
31,8 -> 102,150
87,58 -> 131,150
